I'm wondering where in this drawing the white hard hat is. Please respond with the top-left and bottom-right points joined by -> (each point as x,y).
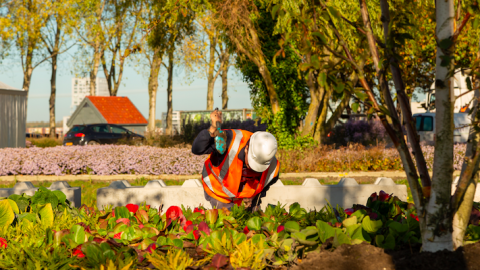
247,132 -> 278,172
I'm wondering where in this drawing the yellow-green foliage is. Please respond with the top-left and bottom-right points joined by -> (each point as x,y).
230,239 -> 266,270
146,249 -> 193,270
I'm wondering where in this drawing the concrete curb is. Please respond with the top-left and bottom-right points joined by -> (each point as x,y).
96,177 -> 408,211
0,171 -> 462,182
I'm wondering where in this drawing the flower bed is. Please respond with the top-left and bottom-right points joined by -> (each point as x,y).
0,144 -> 467,176
1,188 -> 480,269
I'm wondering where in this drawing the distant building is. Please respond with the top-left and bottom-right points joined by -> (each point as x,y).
71,77 -> 109,112
0,81 -> 26,148
67,96 -> 148,134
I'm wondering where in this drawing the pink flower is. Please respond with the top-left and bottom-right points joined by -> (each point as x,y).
139,224 -> 144,229
166,206 -> 183,220
72,246 -> 85,258
113,232 -> 123,239
193,230 -> 200,240
410,213 -> 419,221
276,225 -> 284,233
379,191 -> 390,202
0,238 -> 7,249
370,192 -> 378,202
344,208 -> 354,216
243,226 -> 249,234
183,220 -> 193,232
194,207 -> 205,214
126,204 -> 139,213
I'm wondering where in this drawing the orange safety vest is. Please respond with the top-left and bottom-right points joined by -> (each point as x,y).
201,129 -> 280,204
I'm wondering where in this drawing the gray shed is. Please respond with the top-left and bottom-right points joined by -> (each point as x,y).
66,96 -> 147,134
0,81 -> 27,148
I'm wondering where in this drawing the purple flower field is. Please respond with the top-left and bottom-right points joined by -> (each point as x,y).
0,145 -> 205,176
0,144 -> 467,176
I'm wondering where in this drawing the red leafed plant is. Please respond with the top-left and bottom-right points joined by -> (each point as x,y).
277,225 -> 285,233
166,206 -> 183,220
193,230 -> 200,240
379,191 -> 390,202
0,237 -> 7,249
126,204 -> 139,213
194,207 -> 205,214
183,220 -> 193,232
344,208 -> 354,216
72,246 -> 85,258
114,232 -> 123,239
116,218 -> 130,226
243,226 -> 250,234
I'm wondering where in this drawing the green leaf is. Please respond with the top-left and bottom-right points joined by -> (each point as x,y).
342,216 -> 357,227
32,190 -> 58,209
52,190 -> 67,205
114,206 -> 130,219
251,234 -> 266,244
7,199 -> 19,214
71,224 -> 86,245
351,103 -> 359,113
85,243 -> 105,265
351,210 -> 366,222
333,230 -> 351,247
39,203 -> 54,229
362,216 -> 383,234
388,221 -> 408,233
474,17 -> 480,30
318,72 -> 327,87
247,217 -> 262,231
17,213 -> 36,223
346,224 -> 367,243
316,220 -> 335,243
271,4 -> 280,18
466,77 -> 473,91
0,199 -> 15,228
233,233 -> 246,245
375,234 -> 395,249
327,6 -> 340,19
438,38 -> 453,50
312,32 -> 327,44
284,221 -> 300,233
334,83 -> 345,93
173,239 -> 183,249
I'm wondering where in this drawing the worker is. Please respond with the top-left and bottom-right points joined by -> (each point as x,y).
191,109 -> 280,210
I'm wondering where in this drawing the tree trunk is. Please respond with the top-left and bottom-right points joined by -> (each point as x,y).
147,48 -> 162,133
49,24 -> 61,138
165,51 -> 174,136
313,87 -> 330,143
90,45 -> 102,96
422,0 -> 455,252
221,52 -> 229,110
206,36 -> 217,110
302,70 -> 321,137
452,40 -> 480,249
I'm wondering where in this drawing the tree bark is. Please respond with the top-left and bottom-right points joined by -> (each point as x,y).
90,45 -> 102,96
206,35 -> 218,110
147,48 -> 163,133
313,87 -> 330,143
422,0 -> 455,252
49,22 -> 61,138
221,52 -> 230,110
302,63 -> 322,137
165,50 -> 174,136
452,40 -> 480,249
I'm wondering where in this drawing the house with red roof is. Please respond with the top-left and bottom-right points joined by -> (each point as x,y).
66,96 -> 147,134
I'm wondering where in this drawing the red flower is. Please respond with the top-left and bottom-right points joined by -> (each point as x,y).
116,218 -> 130,226
194,207 -> 205,214
72,246 -> 85,258
344,208 -> 354,216
126,204 -> 139,213
379,191 -> 390,202
410,213 -> 419,221
277,225 -> 284,233
0,238 -> 7,249
139,224 -> 144,229
166,206 -> 183,220
145,205 -> 151,210
146,243 -> 157,253
183,220 -> 193,231
243,226 -> 250,234
370,192 -> 378,202
112,210 -> 115,217
113,232 -> 123,239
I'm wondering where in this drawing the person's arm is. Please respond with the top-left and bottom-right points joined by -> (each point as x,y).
192,129 -> 216,155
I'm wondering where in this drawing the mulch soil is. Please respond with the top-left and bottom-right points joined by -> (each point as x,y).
291,242 -> 480,270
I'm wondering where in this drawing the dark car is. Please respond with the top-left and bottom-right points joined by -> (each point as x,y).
63,124 -> 144,146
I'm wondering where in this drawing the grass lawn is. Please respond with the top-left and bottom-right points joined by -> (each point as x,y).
0,177 -> 414,208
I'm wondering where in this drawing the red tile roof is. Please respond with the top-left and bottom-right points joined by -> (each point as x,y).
86,96 -> 147,125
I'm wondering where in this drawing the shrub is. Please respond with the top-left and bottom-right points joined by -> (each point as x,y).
26,137 -> 63,148
325,120 -> 388,147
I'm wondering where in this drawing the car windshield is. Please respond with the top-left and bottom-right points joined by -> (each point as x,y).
69,126 -> 85,133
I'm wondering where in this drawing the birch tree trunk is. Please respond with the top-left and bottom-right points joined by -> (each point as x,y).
89,45 -> 102,96
221,58 -> 229,110
165,51 -> 174,136
206,35 -> 217,110
147,48 -> 162,133
452,40 -> 480,249
422,0 -> 455,252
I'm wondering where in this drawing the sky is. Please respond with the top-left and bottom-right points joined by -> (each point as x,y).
0,52 -> 253,123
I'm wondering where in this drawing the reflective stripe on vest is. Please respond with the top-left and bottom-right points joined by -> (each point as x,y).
218,130 -> 243,184
202,166 -> 214,193
264,156 -> 278,186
